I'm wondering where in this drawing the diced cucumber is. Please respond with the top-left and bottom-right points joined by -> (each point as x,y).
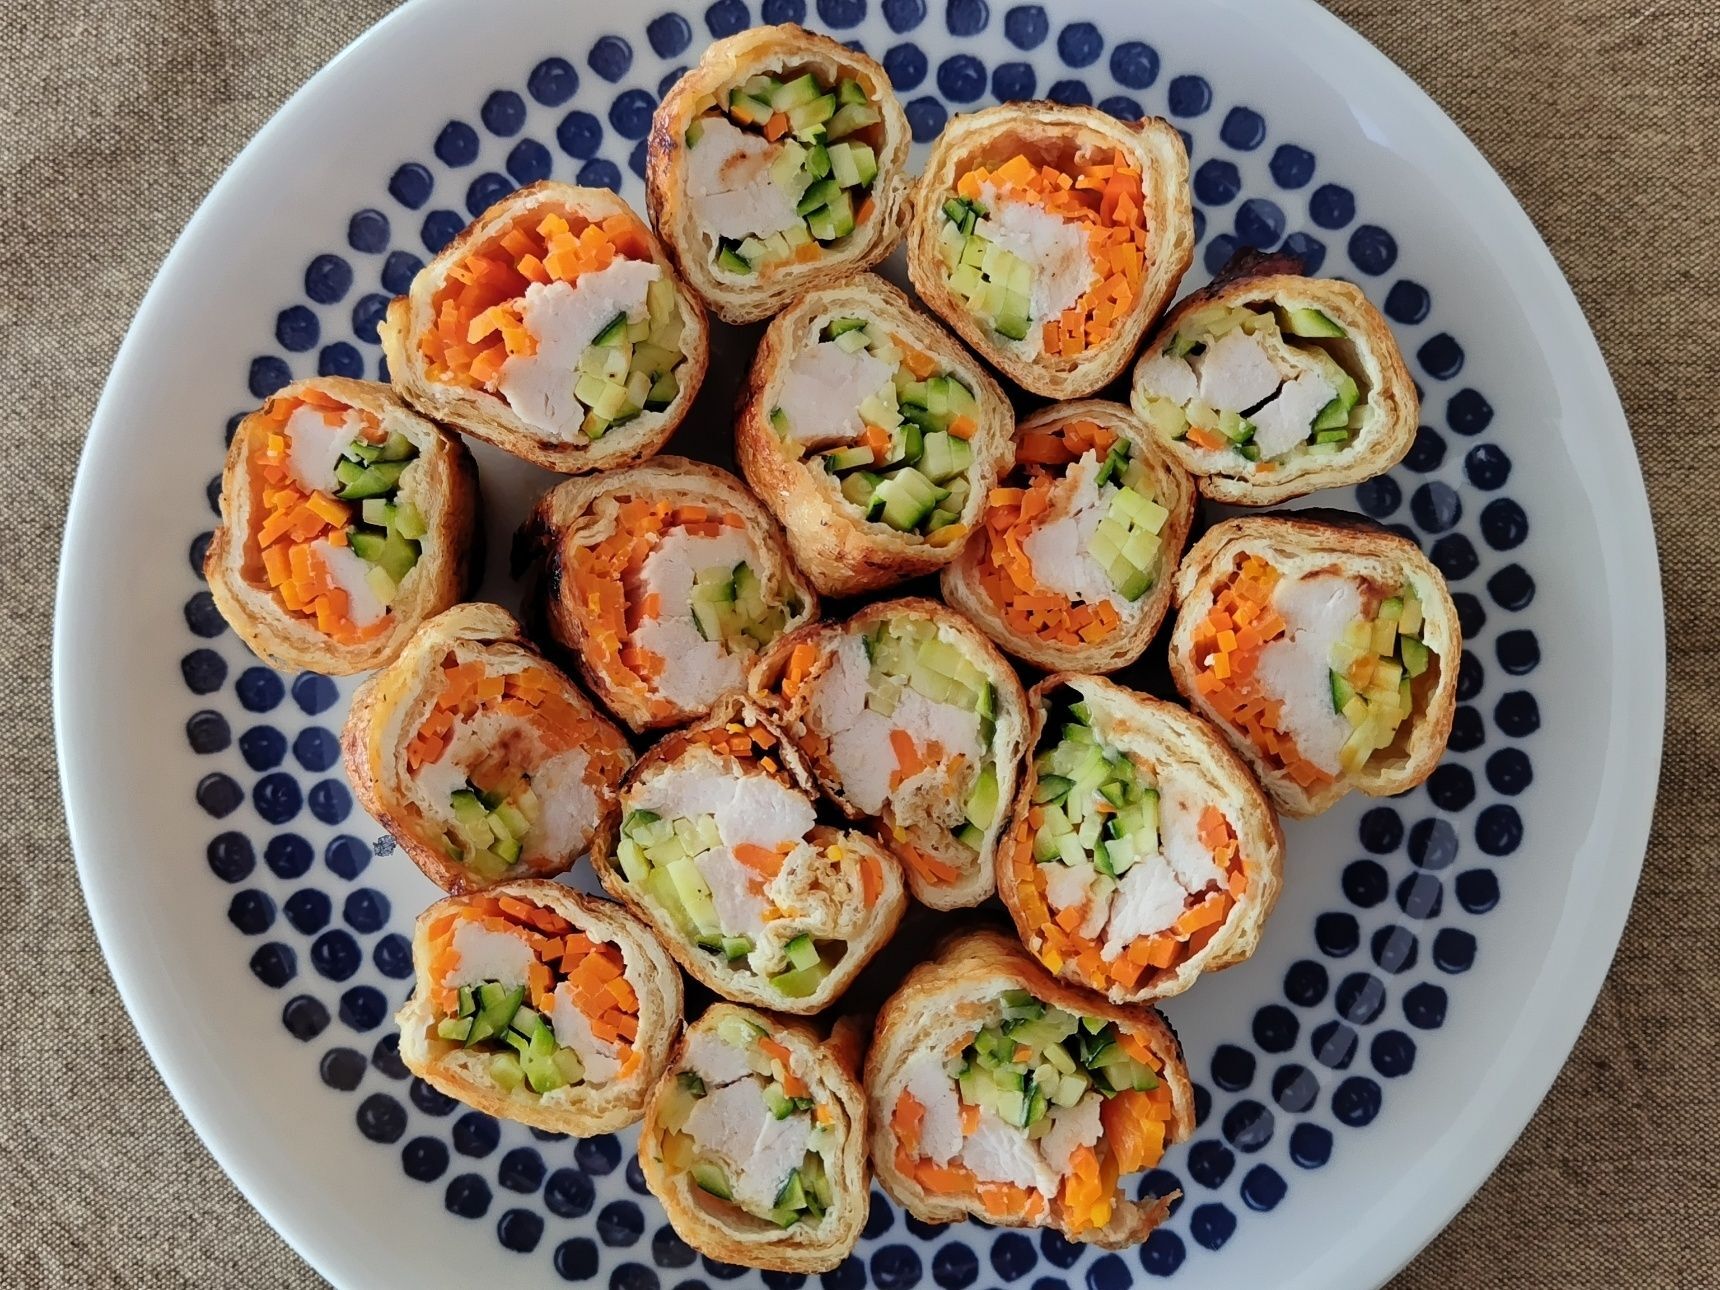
334,458 -> 408,500
825,101 -> 880,141
691,1161 -> 732,1200
824,445 -> 876,473
1399,635 -> 1432,678
828,141 -> 862,188
839,470 -> 882,512
955,822 -> 984,850
769,960 -> 829,998
593,312 -> 629,346
965,766 -> 1000,830
771,73 -> 822,111
1282,306 -> 1347,338
716,245 -> 752,274
787,93 -> 836,134
784,934 -> 820,971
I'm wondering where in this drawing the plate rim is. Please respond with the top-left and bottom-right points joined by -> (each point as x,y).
52,0 -> 1666,1286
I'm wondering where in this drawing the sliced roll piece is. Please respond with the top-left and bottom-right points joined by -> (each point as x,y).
379,181 -> 708,472
941,400 -> 1195,674
205,376 -> 478,674
997,675 -> 1284,1004
342,603 -> 634,893
590,695 -> 907,1013
735,273 -> 1014,597
867,928 -> 1194,1248
641,1005 -> 868,1272
906,103 -> 1193,399
1131,250 -> 1417,505
1169,513 -> 1461,817
517,457 -> 818,732
749,598 -> 1029,910
647,24 -> 912,324
396,880 -> 682,1135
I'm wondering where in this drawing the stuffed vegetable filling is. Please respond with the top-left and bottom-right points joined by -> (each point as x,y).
426,893 -> 640,1095
658,1015 -> 838,1228
1135,302 -> 1365,468
936,148 -> 1147,359
567,499 -> 799,719
975,417 -> 1171,649
1005,688 -> 1247,992
1190,557 -> 1440,785
769,315 -> 983,539
419,209 -> 691,441
684,67 -> 884,275
777,617 -> 1001,888
406,655 -> 632,881
244,388 -> 426,640
891,991 -> 1174,1236
615,721 -> 886,998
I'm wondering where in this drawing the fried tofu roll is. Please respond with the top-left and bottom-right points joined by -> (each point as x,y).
997,675 -> 1283,1005
646,25 -> 911,324
735,274 -> 1014,597
641,1006 -> 867,1272
1131,250 -> 1417,505
342,603 -> 634,893
1169,515 -> 1461,817
590,696 -> 906,1013
396,880 -> 682,1135
867,929 -> 1194,1248
518,458 -> 818,733
906,104 -> 1192,399
379,181 -> 708,472
750,599 -> 1029,910
205,376 -> 478,674
941,401 -> 1195,674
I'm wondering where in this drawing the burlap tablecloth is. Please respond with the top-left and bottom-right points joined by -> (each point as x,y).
4,0 -> 1714,1284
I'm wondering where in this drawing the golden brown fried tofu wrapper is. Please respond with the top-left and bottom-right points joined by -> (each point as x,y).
906,103 -> 1192,399
1131,249 -> 1417,505
396,880 -> 682,1136
379,181 -> 708,473
205,376 -> 478,675
640,1005 -> 868,1272
341,603 -> 633,893
646,25 -> 912,324
1169,513 -> 1461,817
516,456 -> 818,733
749,598 -> 1029,911
866,928 -> 1195,1248
589,695 -> 907,1013
940,399 -> 1195,674
734,273 -> 1014,597
997,674 -> 1284,1005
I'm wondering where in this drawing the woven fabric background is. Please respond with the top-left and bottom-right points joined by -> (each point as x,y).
4,0 -> 1714,1284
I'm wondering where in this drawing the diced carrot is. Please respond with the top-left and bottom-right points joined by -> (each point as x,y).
764,111 -> 790,140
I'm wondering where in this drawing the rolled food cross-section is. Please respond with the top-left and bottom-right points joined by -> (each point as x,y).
907,103 -> 1193,399
379,181 -> 708,472
641,1005 -> 867,1272
395,880 -> 682,1136
1131,250 -> 1417,505
590,696 -> 907,1013
749,598 -> 1029,911
735,273 -> 1013,597
998,674 -> 1284,1004
867,929 -> 1195,1248
646,24 -> 912,324
940,400 -> 1194,674
341,603 -> 634,893
204,376 -> 478,674
517,457 -> 818,733
1169,514 -> 1461,817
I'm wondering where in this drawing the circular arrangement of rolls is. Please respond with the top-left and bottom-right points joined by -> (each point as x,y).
199,22 -> 1460,1269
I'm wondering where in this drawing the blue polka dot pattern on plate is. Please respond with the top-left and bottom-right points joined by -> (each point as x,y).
179,20 -> 1546,1279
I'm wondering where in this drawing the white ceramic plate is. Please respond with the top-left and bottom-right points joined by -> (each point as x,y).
55,0 -> 1662,1286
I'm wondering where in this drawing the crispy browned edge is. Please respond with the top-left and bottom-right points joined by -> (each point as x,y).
733,272 -> 1015,597
645,25 -> 913,324
993,672 -> 1285,1004
514,455 -> 821,733
377,181 -> 710,473
904,102 -> 1193,399
340,601 -> 634,893
396,879 -> 683,1135
864,926 -> 1195,1248
203,375 -> 480,675
1166,510 -> 1462,816
638,1002 -> 869,1272
939,398 -> 1197,673
585,693 -> 908,1012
